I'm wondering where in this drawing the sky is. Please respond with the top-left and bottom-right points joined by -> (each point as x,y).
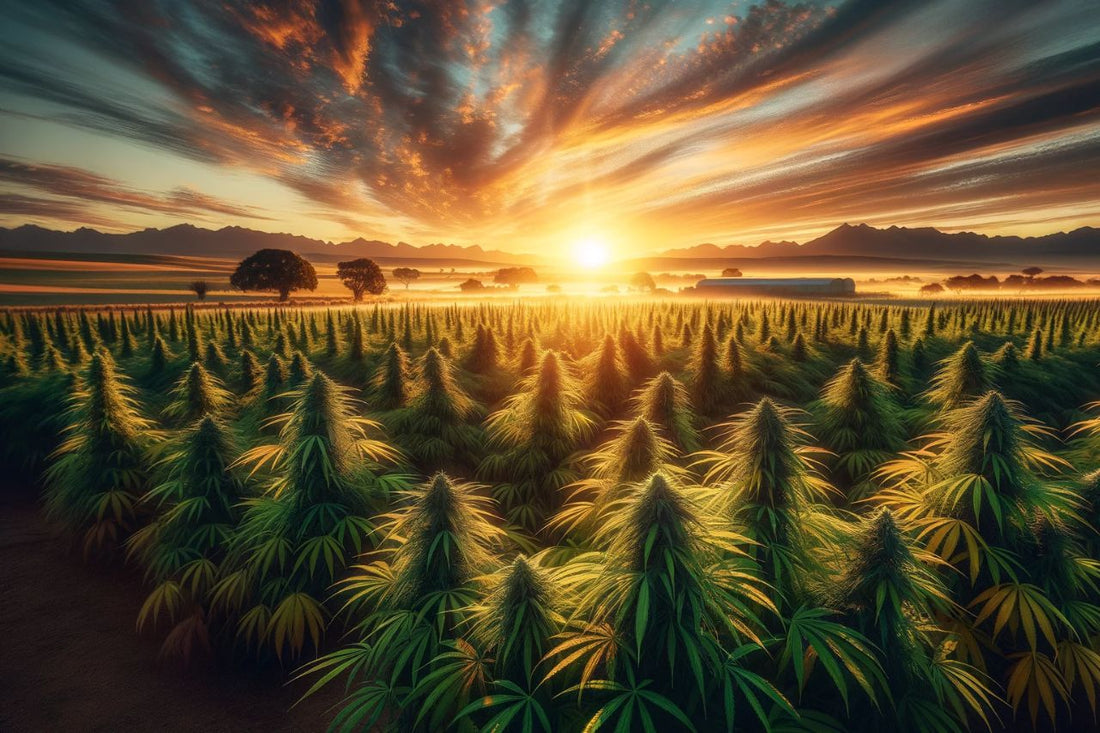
1,0 -> 1099,257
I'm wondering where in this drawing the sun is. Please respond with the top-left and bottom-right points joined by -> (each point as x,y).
573,237 -> 610,270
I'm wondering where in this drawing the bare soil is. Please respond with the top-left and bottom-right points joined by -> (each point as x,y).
0,497 -> 341,732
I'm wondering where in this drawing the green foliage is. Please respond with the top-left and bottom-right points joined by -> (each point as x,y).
306,472 -> 503,729
472,555 -> 563,686
481,349 -> 596,536
163,361 -> 232,423
926,342 -> 992,409
44,349 -> 157,556
373,341 -> 411,410
219,371 -> 405,659
129,415 -> 244,663
584,334 -> 629,417
390,347 -> 484,471
553,472 -> 782,730
698,398 -> 834,596
875,388 -> 1087,729
632,371 -> 700,452
554,416 -> 683,541
814,359 -> 906,496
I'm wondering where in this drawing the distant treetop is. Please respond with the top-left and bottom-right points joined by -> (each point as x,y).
629,272 -> 656,292
494,267 -> 538,288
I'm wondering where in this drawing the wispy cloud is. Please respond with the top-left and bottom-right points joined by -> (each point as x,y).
0,158 -> 271,223
0,192 -> 120,228
0,0 -> 1098,249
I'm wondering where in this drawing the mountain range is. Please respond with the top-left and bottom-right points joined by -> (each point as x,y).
662,223 -> 1100,264
0,224 -> 536,266
1,222 -> 1098,269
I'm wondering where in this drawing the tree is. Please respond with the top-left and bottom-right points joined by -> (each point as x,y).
721,267 -> 743,277
189,280 -> 209,301
629,271 -> 656,292
337,258 -> 387,301
1022,266 -> 1044,278
945,273 -> 999,291
392,267 -> 421,290
229,249 -> 317,301
494,267 -> 538,288
920,282 -> 944,295
458,278 -> 483,292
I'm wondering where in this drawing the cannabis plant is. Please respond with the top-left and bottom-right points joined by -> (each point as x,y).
216,371 -> 405,659
45,349 -> 157,557
697,398 -> 836,600
390,347 -> 484,472
303,472 -> 503,730
813,358 -> 906,497
481,350 -> 596,536
129,415 -> 244,663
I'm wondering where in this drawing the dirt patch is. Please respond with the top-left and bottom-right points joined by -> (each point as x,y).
0,498 -> 342,732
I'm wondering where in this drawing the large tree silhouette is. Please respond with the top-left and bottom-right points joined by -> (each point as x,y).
229,249 -> 317,301
337,258 -> 387,301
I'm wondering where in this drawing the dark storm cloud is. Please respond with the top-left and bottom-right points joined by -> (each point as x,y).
0,0 -> 1098,243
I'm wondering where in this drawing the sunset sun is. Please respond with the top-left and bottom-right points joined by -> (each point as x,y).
573,237 -> 610,270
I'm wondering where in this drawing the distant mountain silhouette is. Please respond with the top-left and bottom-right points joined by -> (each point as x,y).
1,222 -> 1098,268
660,239 -> 802,258
661,223 -> 1100,265
0,224 -> 536,265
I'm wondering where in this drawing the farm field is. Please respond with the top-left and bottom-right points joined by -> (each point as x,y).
5,0 -> 1100,729
13,248 -> 1094,307
0,250 -> 755,306
4,297 -> 1100,732
0,251 -> 508,306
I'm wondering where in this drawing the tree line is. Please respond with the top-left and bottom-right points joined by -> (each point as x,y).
186,249 -> 547,302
